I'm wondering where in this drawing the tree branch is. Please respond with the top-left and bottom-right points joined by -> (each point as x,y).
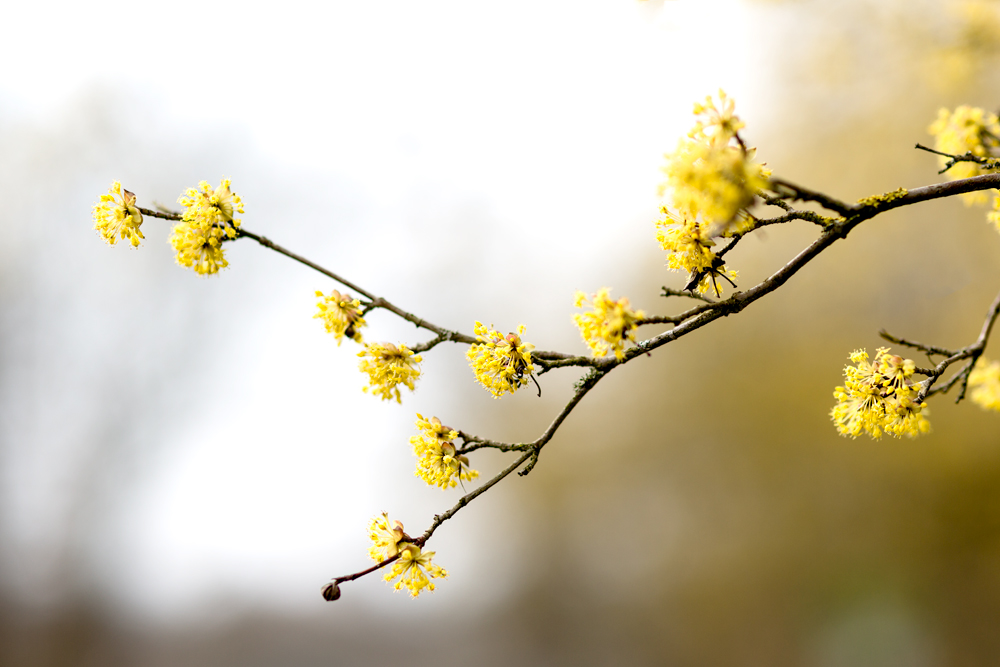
134,168 -> 1000,600
236,227 -> 478,345
915,287 -> 1000,403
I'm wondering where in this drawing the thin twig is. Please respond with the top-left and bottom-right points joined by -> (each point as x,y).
768,178 -> 856,216
915,287 -> 1000,403
332,551 -> 402,586
137,207 -> 182,221
878,329 -> 955,357
661,287 -> 716,303
456,434 -> 531,454
236,227 -> 478,345
412,449 -> 536,547
750,209 -> 838,229
759,193 -> 793,211
914,143 -> 995,174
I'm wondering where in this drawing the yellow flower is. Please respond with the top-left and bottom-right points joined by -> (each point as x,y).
689,89 -> 745,148
409,415 -> 478,489
169,178 -> 244,275
367,512 -> 406,563
383,544 -> 447,598
969,357 -> 1000,412
573,288 -> 645,360
662,139 -> 770,231
655,211 -> 738,296
357,343 -> 422,402
93,181 -> 144,247
313,289 -> 366,344
830,348 -> 930,439
410,413 -> 458,458
466,322 -> 535,398
928,106 -> 1000,204
416,440 -> 479,489
178,178 -> 244,227
661,91 -> 770,234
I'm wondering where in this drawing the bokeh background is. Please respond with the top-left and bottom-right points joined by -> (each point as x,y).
2,0 -> 1000,665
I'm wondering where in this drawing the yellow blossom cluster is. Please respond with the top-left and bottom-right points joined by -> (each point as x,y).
366,513 -> 447,598
928,106 -> 1000,204
367,512 -> 405,562
655,212 -> 738,295
313,289 -> 366,344
661,90 -> 770,233
385,544 -> 447,598
969,357 -> 1000,412
357,342 -> 422,402
573,288 -> 645,360
93,181 -> 144,247
689,90 -> 745,147
656,91 -> 767,296
169,178 -> 244,275
830,348 -> 931,439
663,139 -> 770,229
466,322 -> 535,398
410,414 -> 479,489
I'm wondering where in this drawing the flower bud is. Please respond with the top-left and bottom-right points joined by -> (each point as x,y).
321,581 -> 341,601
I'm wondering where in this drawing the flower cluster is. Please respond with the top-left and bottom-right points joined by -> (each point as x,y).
367,512 -> 405,562
830,348 -> 931,439
655,212 -> 738,296
928,106 -> 1000,204
689,90 -> 745,147
969,357 -> 1000,412
661,90 -> 770,233
366,513 -> 447,597
467,322 -> 535,398
573,288 -> 645,360
358,342 -> 422,402
410,414 -> 479,489
314,289 -> 366,344
93,181 -> 144,247
385,544 -> 448,598
663,139 -> 769,230
169,179 -> 244,275
656,91 -> 767,296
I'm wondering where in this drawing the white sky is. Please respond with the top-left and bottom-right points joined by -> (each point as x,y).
0,0 -> 756,622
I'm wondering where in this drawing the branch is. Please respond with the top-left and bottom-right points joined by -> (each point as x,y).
914,143 -> 997,174
750,209 -> 838,229
869,173 -> 1000,210
317,171 -> 1000,598
134,169 -> 1000,601
768,178 -> 856,216
236,227 -> 477,345
917,287 -> 1000,403
137,207 -> 181,221
456,434 -> 530,454
639,300 -> 721,326
878,329 -> 955,357
661,287 -> 716,303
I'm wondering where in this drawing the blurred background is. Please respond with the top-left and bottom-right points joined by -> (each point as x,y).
2,0 -> 1000,664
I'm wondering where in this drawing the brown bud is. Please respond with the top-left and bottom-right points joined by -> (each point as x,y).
321,582 -> 341,601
